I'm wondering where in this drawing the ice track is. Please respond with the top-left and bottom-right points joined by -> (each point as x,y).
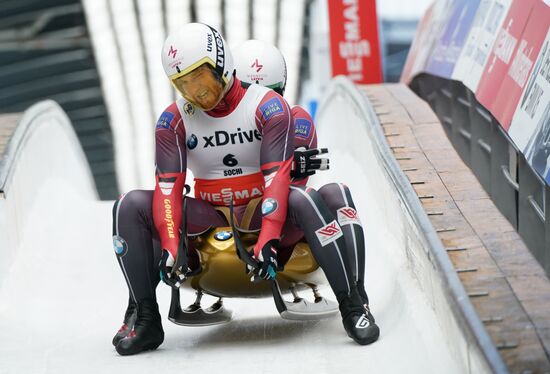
0,82 -> 496,373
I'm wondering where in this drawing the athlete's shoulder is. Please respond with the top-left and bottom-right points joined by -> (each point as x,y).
255,89 -> 290,124
155,102 -> 182,131
292,105 -> 315,141
291,105 -> 313,122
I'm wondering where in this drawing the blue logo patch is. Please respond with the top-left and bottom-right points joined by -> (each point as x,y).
214,230 -> 233,241
261,198 -> 278,216
187,134 -> 198,150
295,119 -> 312,139
260,98 -> 284,120
156,111 -> 174,129
113,235 -> 128,257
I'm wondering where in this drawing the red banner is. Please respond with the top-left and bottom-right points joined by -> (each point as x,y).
475,0 -> 536,111
327,0 -> 382,84
491,1 -> 550,130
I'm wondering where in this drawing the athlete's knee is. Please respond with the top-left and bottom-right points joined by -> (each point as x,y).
318,182 -> 345,200
288,186 -> 318,214
115,190 -> 152,215
318,183 -> 356,210
112,190 -> 154,233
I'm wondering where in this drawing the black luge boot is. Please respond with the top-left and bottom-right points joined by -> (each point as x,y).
112,298 -> 137,346
115,298 -> 164,356
356,280 -> 374,322
338,287 -> 379,345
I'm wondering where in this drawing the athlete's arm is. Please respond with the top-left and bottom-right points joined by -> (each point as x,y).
152,103 -> 187,259
291,106 -> 319,186
254,92 -> 295,257
292,105 -> 317,149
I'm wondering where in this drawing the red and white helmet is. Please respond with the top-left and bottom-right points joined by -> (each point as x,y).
233,39 -> 287,96
161,22 -> 234,91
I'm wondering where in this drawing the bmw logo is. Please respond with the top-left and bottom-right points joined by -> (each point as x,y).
214,230 -> 233,241
261,198 -> 278,216
113,235 -> 128,256
187,134 -> 198,150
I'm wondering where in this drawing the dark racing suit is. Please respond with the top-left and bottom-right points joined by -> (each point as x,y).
112,78 -> 364,305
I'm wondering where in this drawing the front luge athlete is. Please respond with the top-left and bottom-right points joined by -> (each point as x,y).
110,23 -> 379,356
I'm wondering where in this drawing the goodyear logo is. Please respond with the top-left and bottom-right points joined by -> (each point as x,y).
260,98 -> 284,120
163,198 -> 176,239
156,111 -> 174,129
295,118 -> 312,139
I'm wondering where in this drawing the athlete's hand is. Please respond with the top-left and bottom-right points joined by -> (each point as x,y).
291,147 -> 330,180
251,241 -> 279,281
159,250 -> 187,289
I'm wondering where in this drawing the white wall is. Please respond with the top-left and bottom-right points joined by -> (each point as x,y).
0,101 -> 97,286
312,77 -> 505,374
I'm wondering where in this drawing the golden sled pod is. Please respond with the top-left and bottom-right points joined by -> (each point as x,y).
168,201 -> 339,326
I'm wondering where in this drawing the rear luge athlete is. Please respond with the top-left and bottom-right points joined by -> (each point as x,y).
234,39 -> 376,314
111,23 -> 379,356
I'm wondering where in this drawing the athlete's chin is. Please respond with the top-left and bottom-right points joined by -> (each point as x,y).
197,98 -> 220,111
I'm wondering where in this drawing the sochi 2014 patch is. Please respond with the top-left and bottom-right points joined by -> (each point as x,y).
295,118 -> 312,139
315,220 -> 343,246
156,111 -> 174,129
260,97 -> 284,120
113,235 -> 128,257
337,207 -> 361,226
261,198 -> 278,216
184,102 -> 195,116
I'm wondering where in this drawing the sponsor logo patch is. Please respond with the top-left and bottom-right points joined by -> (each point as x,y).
200,186 -> 264,206
337,207 -> 361,226
206,33 -> 213,52
261,198 -> 278,216
251,59 -> 263,72
163,199 -> 176,239
203,128 -> 261,148
214,230 -> 233,241
187,134 -> 198,150
113,235 -> 128,257
156,111 -> 174,129
263,171 -> 276,188
295,118 -> 312,139
184,102 -> 195,116
223,168 -> 243,177
315,220 -> 343,246
211,28 -> 225,75
159,181 -> 175,196
260,97 -> 284,120
168,45 -> 177,59
355,314 -> 371,329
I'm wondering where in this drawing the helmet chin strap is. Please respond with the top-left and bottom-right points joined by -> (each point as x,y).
223,75 -> 235,95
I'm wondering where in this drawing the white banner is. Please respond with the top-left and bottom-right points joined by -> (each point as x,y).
452,0 -> 494,82
461,0 -> 512,91
509,26 -> 550,182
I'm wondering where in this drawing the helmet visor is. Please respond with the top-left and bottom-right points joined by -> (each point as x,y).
172,64 -> 225,111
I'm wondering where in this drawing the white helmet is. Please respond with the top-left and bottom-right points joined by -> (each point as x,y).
161,23 -> 234,108
233,39 -> 287,96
